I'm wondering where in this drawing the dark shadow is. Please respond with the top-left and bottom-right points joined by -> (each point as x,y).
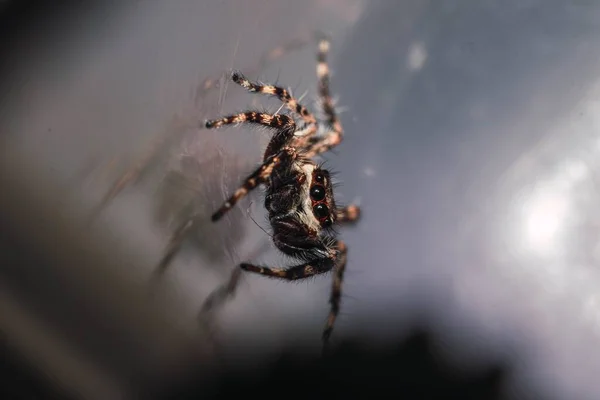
0,332 -> 69,400
160,330 -> 510,400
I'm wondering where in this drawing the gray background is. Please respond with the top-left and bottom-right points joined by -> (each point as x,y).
3,0 -> 600,399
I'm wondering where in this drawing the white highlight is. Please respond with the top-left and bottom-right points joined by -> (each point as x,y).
407,42 -> 427,71
521,185 -> 570,255
562,159 -> 588,182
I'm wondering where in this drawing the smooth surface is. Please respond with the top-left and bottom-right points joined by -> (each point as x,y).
4,1 -> 600,399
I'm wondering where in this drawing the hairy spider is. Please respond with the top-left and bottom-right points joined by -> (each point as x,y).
202,36 -> 361,351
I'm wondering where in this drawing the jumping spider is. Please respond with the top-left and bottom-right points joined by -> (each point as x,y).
203,37 -> 361,350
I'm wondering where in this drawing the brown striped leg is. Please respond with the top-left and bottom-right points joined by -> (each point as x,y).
322,240 -> 348,354
336,204 -> 361,225
210,147 -> 297,221
204,111 -> 295,131
205,110 -> 297,222
230,71 -> 318,138
204,109 -> 297,159
304,37 -> 344,157
240,255 -> 335,281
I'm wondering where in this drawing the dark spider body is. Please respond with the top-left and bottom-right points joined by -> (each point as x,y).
266,157 -> 336,264
202,36 -> 360,352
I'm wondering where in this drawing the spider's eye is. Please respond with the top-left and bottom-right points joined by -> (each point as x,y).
313,203 -> 329,218
323,219 -> 333,228
310,185 -> 326,201
314,173 -> 325,183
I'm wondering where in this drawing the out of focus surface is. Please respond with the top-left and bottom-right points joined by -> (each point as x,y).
3,0 -> 600,399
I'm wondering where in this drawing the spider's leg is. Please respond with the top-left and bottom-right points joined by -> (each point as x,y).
205,111 -> 295,131
240,228 -> 338,280
240,241 -> 346,352
209,146 -> 297,222
322,240 -> 347,353
316,36 -> 342,135
205,109 -> 296,156
230,71 -> 318,138
205,110 -> 297,221
303,37 -> 345,157
336,204 -> 361,225
240,254 -> 335,281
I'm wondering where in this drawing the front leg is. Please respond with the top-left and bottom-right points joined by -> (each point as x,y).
240,255 -> 335,281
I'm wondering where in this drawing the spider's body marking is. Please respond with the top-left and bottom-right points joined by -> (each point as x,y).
294,162 -> 322,235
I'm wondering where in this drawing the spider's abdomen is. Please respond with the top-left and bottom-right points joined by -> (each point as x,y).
270,216 -> 330,261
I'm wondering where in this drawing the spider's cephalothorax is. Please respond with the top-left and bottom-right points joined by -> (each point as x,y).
202,37 -> 361,352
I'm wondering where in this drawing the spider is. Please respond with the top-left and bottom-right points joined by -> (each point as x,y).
202,36 -> 361,351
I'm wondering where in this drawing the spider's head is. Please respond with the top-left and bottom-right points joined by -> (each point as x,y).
308,167 -> 337,229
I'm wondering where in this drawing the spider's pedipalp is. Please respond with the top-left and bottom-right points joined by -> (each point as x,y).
336,204 -> 361,224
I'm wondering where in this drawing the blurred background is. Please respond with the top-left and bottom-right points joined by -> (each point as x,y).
3,0 -> 600,398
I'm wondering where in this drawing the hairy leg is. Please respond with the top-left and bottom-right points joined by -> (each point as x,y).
209,146 -> 297,221
240,254 -> 336,281
204,110 -> 295,131
230,71 -> 318,137
303,36 -> 345,157
205,108 -> 300,221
